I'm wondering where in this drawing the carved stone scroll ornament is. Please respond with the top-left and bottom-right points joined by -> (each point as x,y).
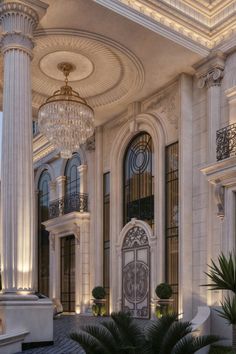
49,232 -> 55,251
197,68 -> 224,89
214,182 -> 225,220
73,223 -> 80,246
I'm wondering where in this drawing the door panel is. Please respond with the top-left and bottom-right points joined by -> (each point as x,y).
61,235 -> 75,312
122,226 -> 150,319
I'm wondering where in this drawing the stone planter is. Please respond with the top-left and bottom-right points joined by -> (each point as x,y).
155,298 -> 174,318
92,299 -> 107,316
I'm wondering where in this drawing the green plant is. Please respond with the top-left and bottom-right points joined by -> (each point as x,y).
204,253 -> 236,294
205,253 -> 236,352
155,283 -> 173,299
92,286 -> 106,300
210,346 -> 234,354
70,311 -> 219,354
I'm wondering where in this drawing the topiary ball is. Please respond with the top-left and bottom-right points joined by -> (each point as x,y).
155,283 -> 173,299
92,286 -> 106,300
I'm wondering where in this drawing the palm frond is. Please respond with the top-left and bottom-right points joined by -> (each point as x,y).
111,311 -> 145,350
145,313 -> 178,352
159,320 -> 192,354
70,330 -> 106,354
82,324 -> 119,353
204,253 -> 236,293
216,295 -> 236,325
172,334 -> 219,354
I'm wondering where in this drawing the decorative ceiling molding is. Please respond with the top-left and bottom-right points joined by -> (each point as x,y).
94,0 -> 236,53
30,28 -> 144,112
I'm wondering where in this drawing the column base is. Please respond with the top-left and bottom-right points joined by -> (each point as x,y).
0,294 -> 53,354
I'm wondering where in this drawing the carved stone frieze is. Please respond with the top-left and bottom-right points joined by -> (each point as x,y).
144,85 -> 179,129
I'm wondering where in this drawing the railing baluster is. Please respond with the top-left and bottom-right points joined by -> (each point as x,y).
49,192 -> 88,219
216,123 -> 236,161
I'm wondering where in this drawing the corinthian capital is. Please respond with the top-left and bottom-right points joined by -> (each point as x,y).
193,51 -> 226,89
0,1 -> 48,54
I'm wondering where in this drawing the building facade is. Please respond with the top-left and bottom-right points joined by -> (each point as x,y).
2,0 -> 236,351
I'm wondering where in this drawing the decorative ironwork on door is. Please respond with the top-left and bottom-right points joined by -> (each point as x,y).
122,226 -> 150,318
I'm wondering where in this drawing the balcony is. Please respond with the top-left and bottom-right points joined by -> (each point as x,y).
49,192 -> 88,219
216,123 -> 236,161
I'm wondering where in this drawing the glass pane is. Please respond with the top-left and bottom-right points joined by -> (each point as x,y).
123,133 -> 154,228
165,142 -> 179,313
61,235 -> 75,312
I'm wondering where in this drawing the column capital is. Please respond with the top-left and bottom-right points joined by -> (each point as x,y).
56,176 -> 67,184
193,51 -> 226,89
78,164 -> 88,173
0,1 -> 48,56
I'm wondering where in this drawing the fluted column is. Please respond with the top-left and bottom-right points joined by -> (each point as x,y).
0,2 -> 47,293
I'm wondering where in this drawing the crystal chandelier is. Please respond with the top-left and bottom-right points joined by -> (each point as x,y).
38,62 -> 94,159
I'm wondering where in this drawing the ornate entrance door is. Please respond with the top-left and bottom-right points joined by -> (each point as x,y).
122,226 -> 150,318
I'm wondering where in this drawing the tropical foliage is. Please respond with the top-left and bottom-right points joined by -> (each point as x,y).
205,253 -> 236,352
205,253 -> 236,293
70,312 -> 218,354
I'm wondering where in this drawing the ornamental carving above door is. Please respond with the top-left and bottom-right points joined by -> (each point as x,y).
122,226 -> 150,319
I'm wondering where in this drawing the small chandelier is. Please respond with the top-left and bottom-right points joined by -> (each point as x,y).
38,62 -> 94,159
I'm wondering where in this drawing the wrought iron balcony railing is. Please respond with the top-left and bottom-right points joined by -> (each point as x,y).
216,123 -> 236,161
49,192 -> 88,219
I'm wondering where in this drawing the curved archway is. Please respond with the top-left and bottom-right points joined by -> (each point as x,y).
109,113 -> 166,313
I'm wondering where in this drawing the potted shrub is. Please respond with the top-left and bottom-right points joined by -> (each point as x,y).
155,282 -> 173,318
92,286 -> 106,316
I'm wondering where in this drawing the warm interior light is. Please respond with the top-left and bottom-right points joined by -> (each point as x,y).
38,62 -> 94,159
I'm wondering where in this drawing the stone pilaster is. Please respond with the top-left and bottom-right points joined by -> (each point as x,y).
194,52 -> 225,163
0,1 -> 47,293
49,180 -> 57,202
195,52 -> 225,308
56,176 -> 66,199
78,165 -> 88,195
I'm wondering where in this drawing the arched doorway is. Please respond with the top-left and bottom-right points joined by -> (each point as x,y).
122,225 -> 150,318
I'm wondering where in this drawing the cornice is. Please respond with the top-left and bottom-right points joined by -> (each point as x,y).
94,0 -> 236,53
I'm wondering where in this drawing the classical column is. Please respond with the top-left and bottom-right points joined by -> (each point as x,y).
0,1 -> 47,293
94,126 -> 103,286
195,52 -> 225,163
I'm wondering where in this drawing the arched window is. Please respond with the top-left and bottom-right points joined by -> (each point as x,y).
123,132 -> 154,227
38,170 -> 51,296
65,154 -> 81,195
